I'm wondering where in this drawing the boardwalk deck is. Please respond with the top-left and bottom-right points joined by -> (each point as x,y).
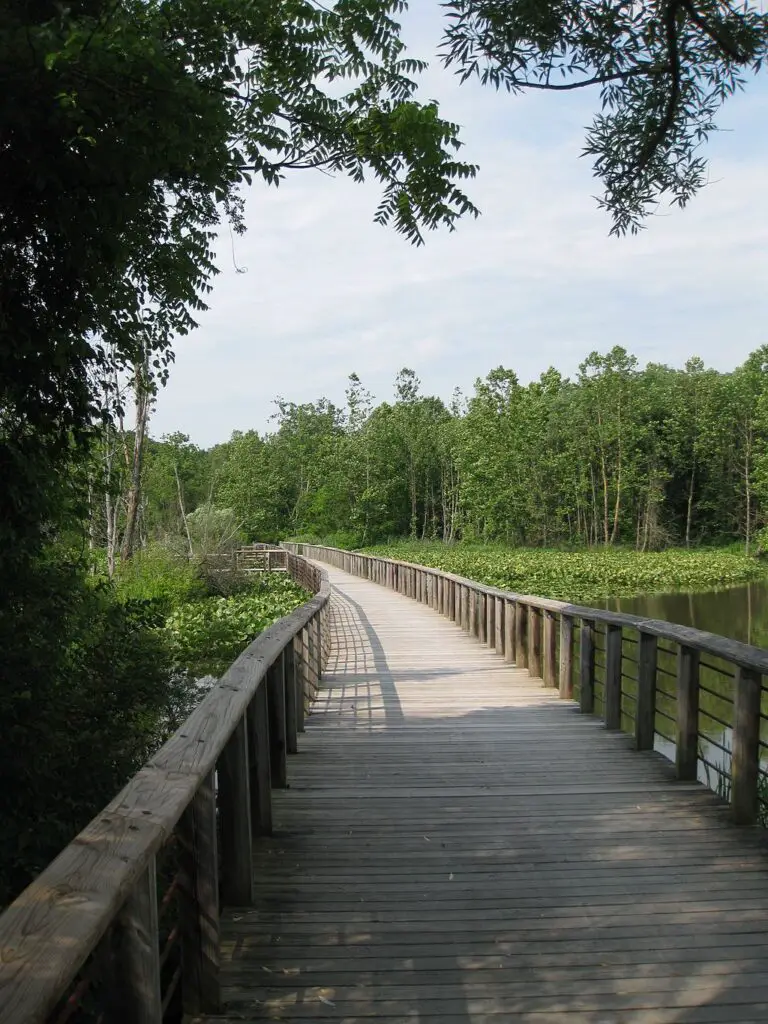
197,565 -> 768,1024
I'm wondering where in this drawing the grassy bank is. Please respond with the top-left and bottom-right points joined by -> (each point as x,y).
360,542 -> 767,603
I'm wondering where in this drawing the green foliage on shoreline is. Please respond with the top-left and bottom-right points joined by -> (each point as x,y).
164,574 -> 308,679
0,549 -> 309,907
360,542 -> 768,603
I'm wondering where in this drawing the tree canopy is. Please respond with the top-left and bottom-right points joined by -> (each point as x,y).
441,1 -> 768,234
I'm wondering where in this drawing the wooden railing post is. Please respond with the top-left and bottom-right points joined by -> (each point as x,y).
478,592 -> 487,644
100,859 -> 163,1023
504,600 -> 515,664
580,619 -> 595,713
298,627 -> 309,726
559,615 -> 573,698
528,607 -> 542,678
732,666 -> 762,825
461,585 -> 469,631
469,588 -> 478,637
487,594 -> 495,649
495,597 -> 504,656
543,611 -> 557,687
676,644 -> 700,781
283,645 -> 299,755
178,771 -> 220,1015
218,717 -> 253,906
605,624 -> 623,729
267,658 -> 288,789
515,603 -> 528,669
635,632 -> 657,751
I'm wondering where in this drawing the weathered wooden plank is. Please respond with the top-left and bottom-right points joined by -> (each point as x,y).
504,600 -> 515,664
731,666 -> 762,825
218,717 -> 253,906
178,772 -> 220,1015
636,632 -> 657,751
528,606 -> 542,679
99,860 -> 163,1024
676,644 -> 699,781
267,658 -> 287,789
604,623 -> 622,730
542,610 -> 556,687
246,682 -> 271,836
283,645 -> 299,755
559,614 -> 573,698
580,619 -> 595,713
495,596 -> 504,657
515,602 -> 528,669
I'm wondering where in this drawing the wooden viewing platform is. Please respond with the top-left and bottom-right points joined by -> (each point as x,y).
3,546 -> 768,1023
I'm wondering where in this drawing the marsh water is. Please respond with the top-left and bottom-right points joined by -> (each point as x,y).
604,581 -> 768,649
596,582 -> 768,795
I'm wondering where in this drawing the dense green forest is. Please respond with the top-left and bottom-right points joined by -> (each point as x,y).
126,346 -> 768,557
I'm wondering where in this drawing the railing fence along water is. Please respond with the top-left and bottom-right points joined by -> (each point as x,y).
285,544 -> 768,828
0,554 -> 330,1024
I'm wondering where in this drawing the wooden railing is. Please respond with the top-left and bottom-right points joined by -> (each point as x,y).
286,543 -> 768,827
0,553 -> 330,1024
205,546 -> 288,572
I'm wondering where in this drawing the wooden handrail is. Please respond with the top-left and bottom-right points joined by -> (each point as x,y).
0,553 -> 330,1024
284,543 -> 767,827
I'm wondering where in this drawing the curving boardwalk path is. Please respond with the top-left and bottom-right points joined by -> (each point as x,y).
197,564 -> 768,1023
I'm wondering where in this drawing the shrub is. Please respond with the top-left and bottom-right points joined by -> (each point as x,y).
113,544 -> 207,611
0,550 -> 183,905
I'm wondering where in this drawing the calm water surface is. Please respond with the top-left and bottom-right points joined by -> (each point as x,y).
603,581 -> 768,648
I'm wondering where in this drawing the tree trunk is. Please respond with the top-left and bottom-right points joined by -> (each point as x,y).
120,358 -> 151,562
685,464 -> 695,548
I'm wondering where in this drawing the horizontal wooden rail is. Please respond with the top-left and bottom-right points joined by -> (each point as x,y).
285,543 -> 768,828
0,553 -> 330,1024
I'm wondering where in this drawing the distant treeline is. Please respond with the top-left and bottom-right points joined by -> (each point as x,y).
104,346 -> 768,555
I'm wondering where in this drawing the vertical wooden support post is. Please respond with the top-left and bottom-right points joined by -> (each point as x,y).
247,682 -> 271,835
306,619 -> 317,701
732,666 -> 762,825
528,607 -> 542,679
437,576 -> 443,614
495,597 -> 504,656
635,632 -> 657,750
178,771 -> 220,1015
515,603 -> 528,669
298,628 -> 309,725
283,645 -> 298,755
313,614 -> 322,688
461,586 -> 468,631
580,620 -> 595,713
676,644 -> 699,781
102,859 -> 163,1023
487,595 -> 495,649
219,717 -> 253,905
559,615 -> 573,698
478,593 -> 487,644
604,624 -> 622,729
267,657 -> 288,789
469,589 -> 478,638
543,611 -> 557,687
504,601 -> 515,664
292,636 -> 305,735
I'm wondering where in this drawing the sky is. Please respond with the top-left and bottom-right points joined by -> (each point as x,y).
151,5 -> 768,448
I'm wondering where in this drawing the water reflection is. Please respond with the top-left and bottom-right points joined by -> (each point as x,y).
603,580 -> 768,648
596,582 -> 768,807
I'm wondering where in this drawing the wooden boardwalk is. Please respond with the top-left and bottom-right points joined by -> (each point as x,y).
202,565 -> 768,1024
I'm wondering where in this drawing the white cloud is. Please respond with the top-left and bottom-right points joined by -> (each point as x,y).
151,21 -> 768,447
